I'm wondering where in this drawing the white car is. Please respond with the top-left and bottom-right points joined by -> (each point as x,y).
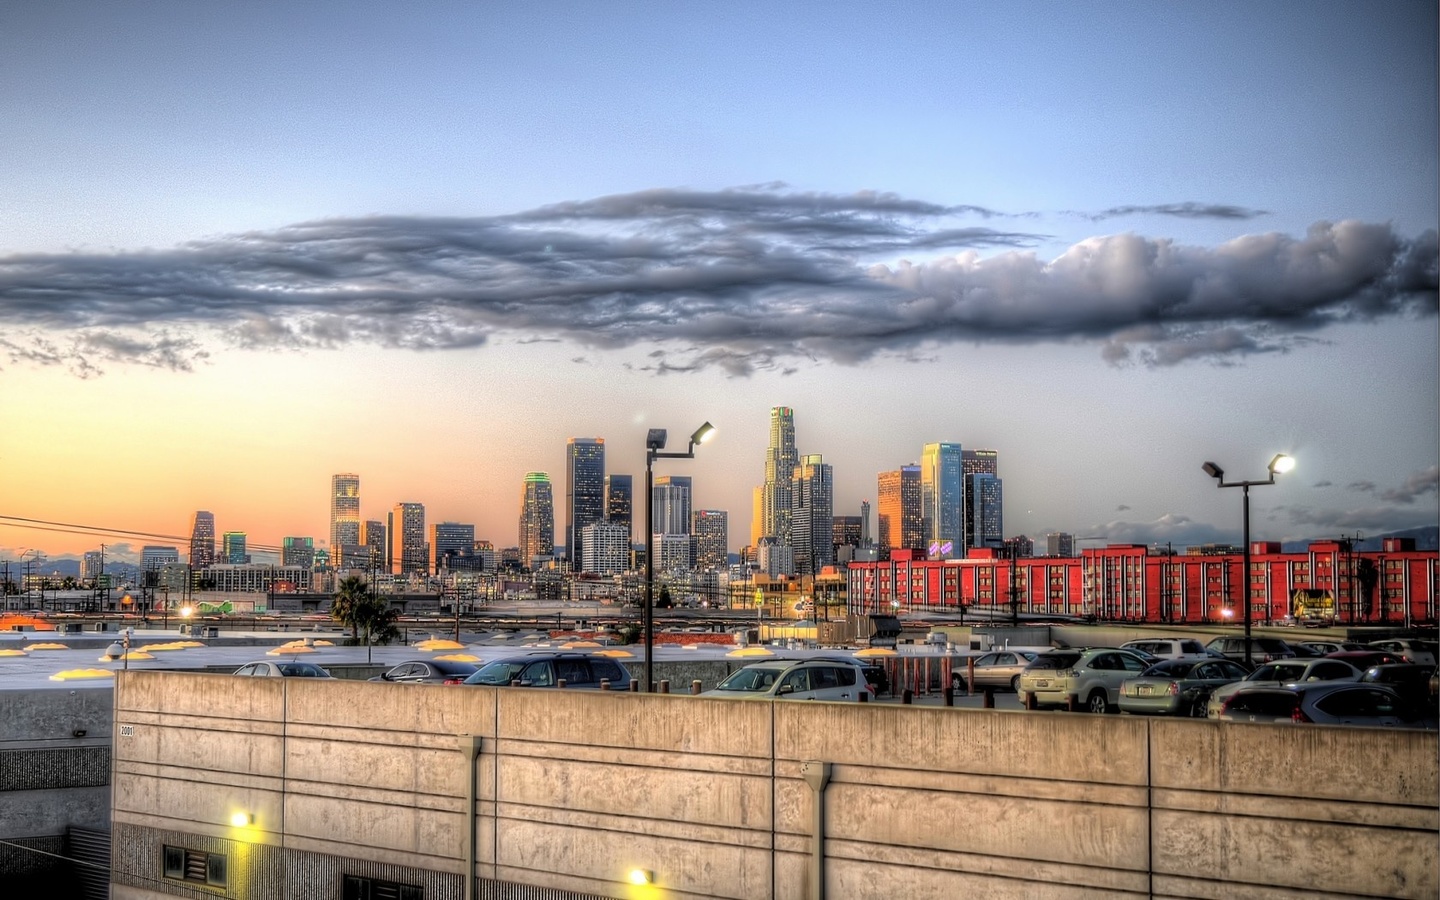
703,660 -> 873,702
1121,638 -> 1210,660
1205,658 -> 1361,718
1367,640 -> 1437,667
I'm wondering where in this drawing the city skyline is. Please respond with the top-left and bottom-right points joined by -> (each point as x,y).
1,3 -> 1436,564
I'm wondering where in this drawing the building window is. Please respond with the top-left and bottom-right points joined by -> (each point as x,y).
163,845 -> 226,888
343,875 -> 423,900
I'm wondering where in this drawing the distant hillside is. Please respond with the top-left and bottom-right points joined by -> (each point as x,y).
1282,526 -> 1438,553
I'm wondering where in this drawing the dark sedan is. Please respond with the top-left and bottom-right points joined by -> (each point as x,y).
369,659 -> 478,684
1119,658 -> 1251,717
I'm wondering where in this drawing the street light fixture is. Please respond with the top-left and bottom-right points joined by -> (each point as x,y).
643,421 -> 715,692
1202,453 -> 1294,666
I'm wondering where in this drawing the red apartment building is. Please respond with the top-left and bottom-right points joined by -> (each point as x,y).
846,539 -> 1439,627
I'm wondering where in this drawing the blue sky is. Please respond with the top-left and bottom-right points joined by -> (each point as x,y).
1,1 -> 1436,560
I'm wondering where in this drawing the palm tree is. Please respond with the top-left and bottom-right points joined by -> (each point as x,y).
330,575 -> 369,640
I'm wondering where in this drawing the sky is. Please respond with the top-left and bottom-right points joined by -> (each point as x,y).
1,1 -> 1436,564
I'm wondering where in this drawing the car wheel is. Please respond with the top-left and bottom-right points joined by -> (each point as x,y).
1188,696 -> 1209,718
1010,675 -> 1021,692
1087,690 -> 1109,714
951,672 -> 968,694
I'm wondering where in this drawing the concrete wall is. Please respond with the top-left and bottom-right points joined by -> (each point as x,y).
111,671 -> 1438,900
0,688 -> 113,841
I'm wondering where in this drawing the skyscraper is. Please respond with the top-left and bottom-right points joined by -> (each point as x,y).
966,473 -> 1004,549
1046,532 -> 1075,557
877,465 -> 923,558
518,472 -> 555,567
792,454 -> 834,576
390,503 -> 427,574
653,475 -> 692,536
760,406 -> 797,544
222,532 -> 249,565
430,522 -> 476,572
604,474 -> 633,548
692,509 -> 729,571
921,442 -> 963,558
141,546 -> 179,572
281,537 -> 315,569
961,449 -> 999,551
580,521 -> 630,575
565,438 -> 605,565
188,511 -> 216,568
361,520 -> 386,569
330,474 -> 361,558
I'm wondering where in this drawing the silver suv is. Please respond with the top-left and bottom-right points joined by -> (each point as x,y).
1204,658 -> 1361,718
1017,648 -> 1150,713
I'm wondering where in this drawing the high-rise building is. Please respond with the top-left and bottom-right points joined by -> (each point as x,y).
389,503 -> 427,575
860,501 -> 872,546
653,475 -> 692,536
921,442 -> 963,558
1046,532 -> 1075,558
281,537 -> 315,569
832,516 -> 862,560
188,511 -> 216,568
760,406 -> 798,544
565,438 -> 606,565
653,533 -> 693,573
430,522 -> 476,572
580,521 -> 630,575
961,450 -> 999,551
141,546 -> 179,572
330,474 -> 361,558
750,486 -> 764,547
692,509 -> 729,571
792,454 -> 834,576
877,465 -> 923,558
1004,535 -> 1034,558
518,472 -> 555,567
604,474 -> 633,547
473,540 -> 497,572
222,532 -> 249,565
82,551 -> 103,582
966,473 -> 1004,550
361,520 -> 386,568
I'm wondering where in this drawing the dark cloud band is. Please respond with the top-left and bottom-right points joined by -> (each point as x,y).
0,186 -> 1434,376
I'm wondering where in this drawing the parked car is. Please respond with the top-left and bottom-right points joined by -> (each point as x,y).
1119,657 -> 1252,717
1215,682 -> 1437,728
1367,639 -> 1438,667
1204,636 -> 1298,664
1359,664 -> 1439,706
1298,640 -> 1366,655
461,652 -> 631,689
1121,638 -> 1210,661
369,659 -> 478,685
1017,648 -> 1151,713
813,657 -> 890,695
233,660 -> 332,678
703,659 -> 873,702
1205,658 -> 1361,718
1322,650 -> 1406,670
951,650 -> 1038,692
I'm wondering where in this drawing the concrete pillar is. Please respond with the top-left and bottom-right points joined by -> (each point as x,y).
691,680 -> 703,695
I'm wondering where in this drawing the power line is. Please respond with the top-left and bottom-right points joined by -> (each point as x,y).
0,514 -> 288,554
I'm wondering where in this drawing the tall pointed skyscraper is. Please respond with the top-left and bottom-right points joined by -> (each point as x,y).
188,511 -> 216,569
761,406 -> 798,545
565,438 -> 605,566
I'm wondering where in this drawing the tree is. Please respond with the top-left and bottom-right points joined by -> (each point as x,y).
352,592 -> 401,647
1356,558 -> 1380,621
330,575 -> 370,639
657,585 -> 673,609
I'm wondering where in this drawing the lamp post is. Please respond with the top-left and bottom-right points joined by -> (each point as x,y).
1202,454 -> 1294,667
644,422 -> 715,692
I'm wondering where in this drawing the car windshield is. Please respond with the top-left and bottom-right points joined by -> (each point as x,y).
1027,652 -> 1081,671
277,663 -> 325,677
465,661 -> 529,685
717,667 -> 783,692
